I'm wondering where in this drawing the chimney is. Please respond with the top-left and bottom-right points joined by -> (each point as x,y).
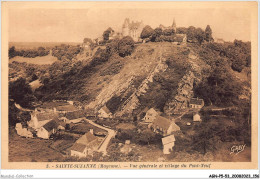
90,129 -> 94,135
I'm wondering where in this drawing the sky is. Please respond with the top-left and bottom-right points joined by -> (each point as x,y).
8,4 -> 252,43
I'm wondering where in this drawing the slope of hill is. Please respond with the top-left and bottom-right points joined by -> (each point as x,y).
35,41 -> 250,119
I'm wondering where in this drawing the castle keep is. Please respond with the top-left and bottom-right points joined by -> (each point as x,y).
122,18 -> 144,42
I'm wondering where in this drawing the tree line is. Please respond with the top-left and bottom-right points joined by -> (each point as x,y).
9,46 -> 50,59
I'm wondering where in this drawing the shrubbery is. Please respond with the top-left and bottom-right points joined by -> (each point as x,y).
118,36 -> 135,57
52,44 -> 81,60
8,46 -> 50,59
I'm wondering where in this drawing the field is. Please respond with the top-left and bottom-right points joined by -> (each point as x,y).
9,129 -> 64,162
9,55 -> 58,65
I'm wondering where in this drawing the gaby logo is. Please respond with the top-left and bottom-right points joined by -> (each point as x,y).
230,144 -> 246,155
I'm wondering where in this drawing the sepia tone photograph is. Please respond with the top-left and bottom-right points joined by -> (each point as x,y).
1,1 -> 258,169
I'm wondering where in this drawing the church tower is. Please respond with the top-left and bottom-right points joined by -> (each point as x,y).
172,18 -> 177,33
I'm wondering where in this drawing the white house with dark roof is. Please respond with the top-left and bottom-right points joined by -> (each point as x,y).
28,111 -> 59,129
142,108 -> 159,124
98,106 -> 112,118
36,120 -> 59,139
162,134 -> 175,154
189,97 -> 204,109
149,116 -> 180,136
70,131 -> 102,158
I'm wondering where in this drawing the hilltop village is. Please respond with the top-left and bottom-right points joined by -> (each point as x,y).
9,18 -> 251,162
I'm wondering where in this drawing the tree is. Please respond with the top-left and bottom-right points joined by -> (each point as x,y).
192,122 -> 222,154
103,27 -> 114,41
118,36 -> 135,57
177,27 -> 188,34
205,25 -> 213,42
187,26 -> 197,42
151,27 -> 163,42
163,28 -> 175,36
140,25 -> 154,39
9,77 -> 35,108
9,46 -> 16,59
195,28 -> 205,45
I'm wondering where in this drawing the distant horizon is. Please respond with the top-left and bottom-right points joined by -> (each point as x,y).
9,4 -> 251,43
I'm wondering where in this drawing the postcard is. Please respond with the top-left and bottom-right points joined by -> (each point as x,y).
1,1 -> 258,170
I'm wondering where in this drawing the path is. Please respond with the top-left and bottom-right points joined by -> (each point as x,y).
14,103 -> 33,112
84,118 -> 116,155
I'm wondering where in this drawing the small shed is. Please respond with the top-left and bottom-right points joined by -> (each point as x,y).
193,113 -> 202,122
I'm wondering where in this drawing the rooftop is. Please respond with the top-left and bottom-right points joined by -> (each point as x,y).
76,132 -> 98,145
70,143 -> 86,153
190,98 -> 204,105
42,120 -> 59,132
65,110 -> 85,120
56,104 -> 78,111
40,101 -> 69,109
35,112 -> 59,121
152,116 -> 171,130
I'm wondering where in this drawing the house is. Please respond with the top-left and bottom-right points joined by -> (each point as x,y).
54,104 -> 78,113
162,134 -> 175,154
193,113 -> 202,122
175,34 -> 187,43
70,131 -> 101,158
120,140 -> 132,154
122,18 -> 144,41
63,110 -> 86,123
15,123 -> 33,138
142,108 -> 159,123
189,97 -> 204,109
36,120 -> 59,139
149,116 -> 180,136
27,111 -> 59,129
98,106 -> 112,118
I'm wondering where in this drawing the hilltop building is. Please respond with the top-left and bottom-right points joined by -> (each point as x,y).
122,18 -> 144,41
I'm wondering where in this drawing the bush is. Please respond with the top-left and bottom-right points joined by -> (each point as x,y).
140,25 -> 154,39
118,36 -> 135,57
9,77 -> 35,108
163,28 -> 175,36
